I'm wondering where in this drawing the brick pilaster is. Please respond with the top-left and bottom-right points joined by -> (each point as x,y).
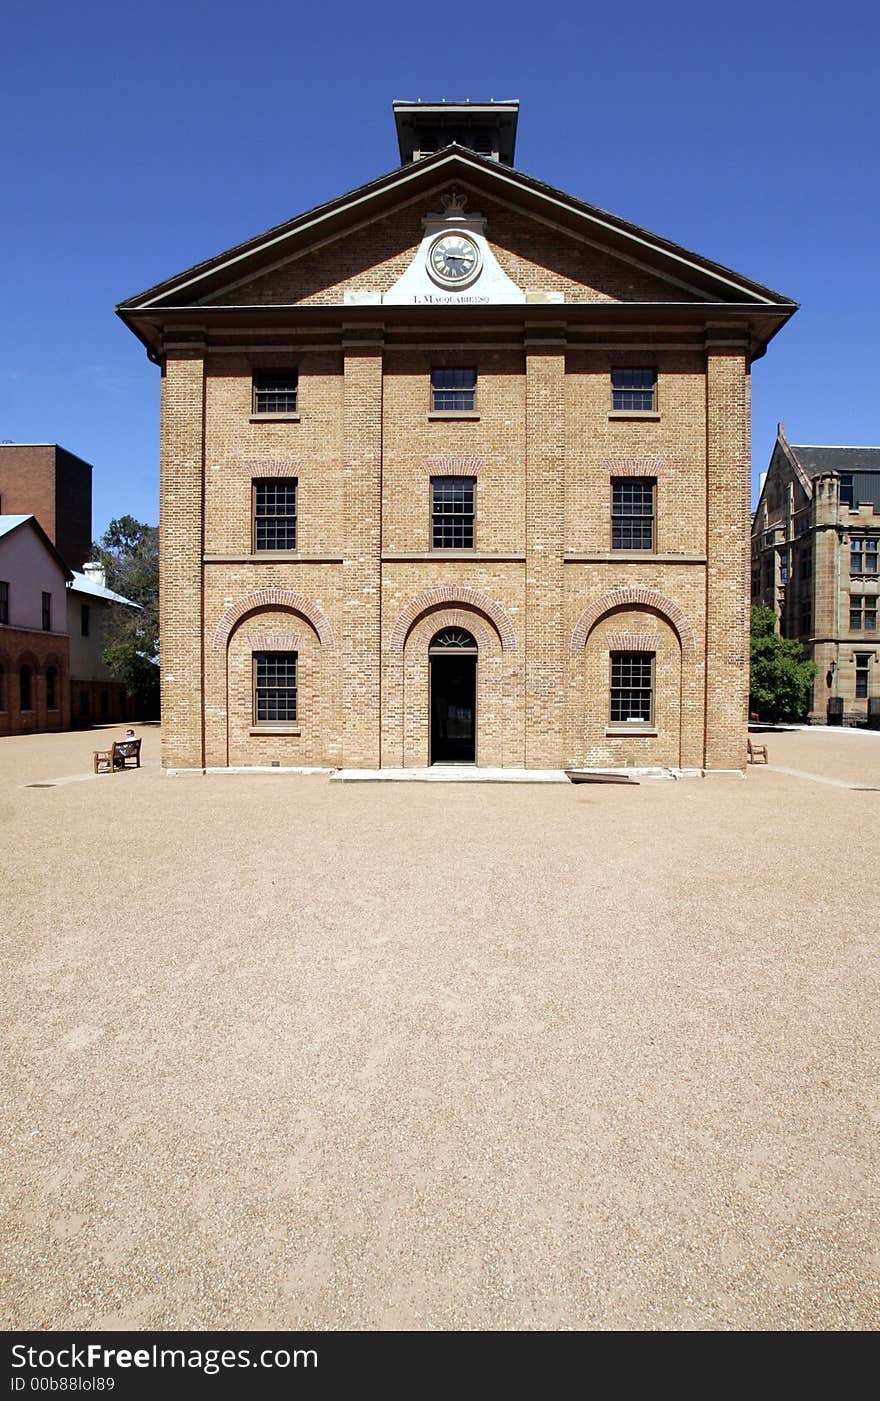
704,343 -> 750,770
159,351 -> 205,768
341,333 -> 383,767
524,332 -> 566,767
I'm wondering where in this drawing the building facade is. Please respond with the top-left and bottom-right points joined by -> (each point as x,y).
752,424 -> 880,723
0,446 -> 139,734
119,101 -> 796,773
0,444 -> 93,571
0,515 -> 72,735
68,565 -> 137,725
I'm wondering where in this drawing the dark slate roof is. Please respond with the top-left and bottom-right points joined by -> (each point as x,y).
791,445 -> 880,474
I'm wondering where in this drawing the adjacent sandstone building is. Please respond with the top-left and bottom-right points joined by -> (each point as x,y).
118,100 -> 796,773
752,424 -> 880,724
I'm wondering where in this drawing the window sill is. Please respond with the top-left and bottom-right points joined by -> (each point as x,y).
608,411 -> 661,421
428,411 -> 480,420
249,413 -> 300,423
605,726 -> 657,737
249,726 -> 301,736
204,553 -> 343,564
383,551 -> 524,562
564,552 -> 706,564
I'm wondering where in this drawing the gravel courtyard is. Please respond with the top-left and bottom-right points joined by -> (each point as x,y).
2,726 -> 878,1331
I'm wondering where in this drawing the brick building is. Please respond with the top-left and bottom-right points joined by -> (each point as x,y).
0,444 -> 93,571
0,447 -> 136,732
118,100 -> 796,773
0,515 -> 72,736
752,423 -> 880,724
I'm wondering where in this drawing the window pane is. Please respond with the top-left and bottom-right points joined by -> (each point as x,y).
431,367 -> 476,411
612,478 -> 655,550
611,367 -> 656,412
254,480 -> 297,551
610,651 -> 654,723
254,651 -> 298,723
253,371 -> 298,415
432,477 -> 475,549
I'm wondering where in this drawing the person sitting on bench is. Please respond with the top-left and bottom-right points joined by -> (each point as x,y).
114,730 -> 138,768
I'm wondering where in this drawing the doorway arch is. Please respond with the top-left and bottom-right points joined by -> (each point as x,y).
429,627 -> 478,764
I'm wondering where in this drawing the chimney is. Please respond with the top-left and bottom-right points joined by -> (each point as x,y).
82,561 -> 106,589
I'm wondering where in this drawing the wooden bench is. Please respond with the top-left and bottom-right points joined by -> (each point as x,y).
94,738 -> 142,773
747,737 -> 768,764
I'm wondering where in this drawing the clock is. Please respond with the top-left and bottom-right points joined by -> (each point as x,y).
427,232 -> 482,289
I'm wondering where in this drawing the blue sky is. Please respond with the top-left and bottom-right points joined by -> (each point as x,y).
1,0 -> 876,536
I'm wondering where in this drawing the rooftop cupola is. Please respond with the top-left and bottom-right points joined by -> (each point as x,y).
392,99 -> 519,166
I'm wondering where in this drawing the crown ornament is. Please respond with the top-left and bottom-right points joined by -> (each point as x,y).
440,188 -> 468,215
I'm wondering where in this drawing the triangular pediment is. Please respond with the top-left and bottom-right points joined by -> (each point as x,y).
118,148 -> 795,318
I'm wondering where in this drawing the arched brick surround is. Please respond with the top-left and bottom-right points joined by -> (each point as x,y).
388,587 -> 518,654
224,607 -> 338,767
570,588 -> 697,659
399,606 -> 506,768
211,589 -> 336,653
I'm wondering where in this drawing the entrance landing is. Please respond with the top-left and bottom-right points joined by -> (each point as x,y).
330,767 -> 569,783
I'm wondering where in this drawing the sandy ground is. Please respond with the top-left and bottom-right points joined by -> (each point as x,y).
1,725 -> 878,1331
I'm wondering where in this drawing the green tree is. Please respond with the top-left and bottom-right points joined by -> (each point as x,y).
749,605 -> 816,723
91,516 -> 159,718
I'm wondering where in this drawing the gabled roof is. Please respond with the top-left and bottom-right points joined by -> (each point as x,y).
0,514 -> 32,539
68,570 -> 140,609
117,145 -> 796,319
790,445 -> 880,475
0,514 -> 74,580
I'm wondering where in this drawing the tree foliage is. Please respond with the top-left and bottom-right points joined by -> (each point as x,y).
91,516 -> 159,717
749,605 -> 816,723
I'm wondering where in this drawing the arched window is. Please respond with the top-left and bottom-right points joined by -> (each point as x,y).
20,665 -> 33,711
46,667 -> 58,711
428,628 -> 478,654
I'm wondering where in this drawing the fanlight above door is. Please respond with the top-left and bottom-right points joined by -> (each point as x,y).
428,628 -> 478,653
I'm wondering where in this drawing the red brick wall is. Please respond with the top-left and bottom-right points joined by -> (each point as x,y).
0,625 -> 70,735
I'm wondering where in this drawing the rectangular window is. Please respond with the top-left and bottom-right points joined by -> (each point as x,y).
42,592 -> 51,631
252,370 -> 298,415
779,552 -> 789,585
611,367 -> 657,412
253,651 -> 298,724
431,367 -> 477,412
612,478 -> 655,551
253,479 -> 297,551
855,654 -> 871,699
81,604 -> 90,637
0,580 -> 8,625
799,598 -> 812,635
432,477 -> 475,549
850,597 -> 878,631
851,536 -> 878,575
840,474 -> 854,508
610,651 -> 655,724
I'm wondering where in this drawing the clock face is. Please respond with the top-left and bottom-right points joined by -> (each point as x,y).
427,232 -> 481,288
